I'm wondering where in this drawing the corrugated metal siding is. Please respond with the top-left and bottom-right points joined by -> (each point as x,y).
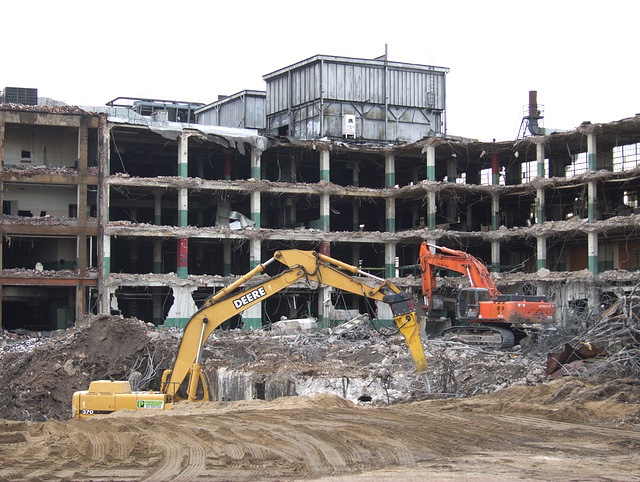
265,56 -> 448,141
197,92 -> 265,130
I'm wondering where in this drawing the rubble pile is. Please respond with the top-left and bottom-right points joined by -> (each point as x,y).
0,315 -> 553,422
1,309 -> 638,422
540,295 -> 640,378
0,315 -> 175,421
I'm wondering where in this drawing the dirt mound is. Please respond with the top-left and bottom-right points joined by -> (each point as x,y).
0,314 -> 174,421
422,375 -> 640,427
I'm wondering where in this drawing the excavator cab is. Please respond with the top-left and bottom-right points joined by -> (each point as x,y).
457,287 -> 491,321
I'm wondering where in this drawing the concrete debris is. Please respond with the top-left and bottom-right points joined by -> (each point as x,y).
271,317 -> 317,334
2,215 -> 98,225
0,103 -> 90,115
3,165 -> 99,176
2,268 -> 98,278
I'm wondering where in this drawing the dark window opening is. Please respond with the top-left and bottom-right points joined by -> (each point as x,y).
17,210 -> 32,217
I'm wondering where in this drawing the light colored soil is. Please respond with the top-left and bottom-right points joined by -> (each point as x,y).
0,380 -> 638,481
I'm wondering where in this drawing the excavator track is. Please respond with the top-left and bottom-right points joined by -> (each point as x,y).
438,325 -> 515,349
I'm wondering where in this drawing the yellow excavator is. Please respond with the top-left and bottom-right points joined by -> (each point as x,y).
72,250 -> 429,418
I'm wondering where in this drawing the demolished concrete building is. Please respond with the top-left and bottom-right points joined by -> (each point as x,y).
1,55 -> 640,332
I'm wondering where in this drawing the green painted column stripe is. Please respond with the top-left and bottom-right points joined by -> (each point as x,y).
320,170 -> 330,182
537,258 -> 547,270
385,264 -> 395,279
103,257 -> 111,276
428,213 -> 436,230
249,259 -> 260,270
223,263 -> 231,276
427,165 -> 435,181
179,210 -> 187,227
492,173 -> 500,185
154,214 -> 162,225
588,153 -> 597,171
386,218 -> 395,233
244,318 -> 261,329
322,215 -> 330,231
537,162 -> 545,178
589,255 -> 598,275
251,166 -> 261,180
251,212 -> 261,228
385,172 -> 395,187
177,266 -> 188,279
537,208 -> 544,224
491,262 -> 500,273
492,214 -> 499,231
178,163 -> 188,178
588,202 -> 597,223
153,261 -> 162,274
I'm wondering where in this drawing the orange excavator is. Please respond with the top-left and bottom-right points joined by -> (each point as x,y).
419,242 -> 555,348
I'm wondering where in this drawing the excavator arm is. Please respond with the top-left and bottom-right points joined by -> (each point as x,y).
163,249 -> 428,402
419,242 -> 500,307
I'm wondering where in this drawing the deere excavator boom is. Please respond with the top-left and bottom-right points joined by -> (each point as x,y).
73,250 -> 429,418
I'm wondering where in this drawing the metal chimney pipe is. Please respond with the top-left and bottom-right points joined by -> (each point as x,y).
529,91 -> 538,117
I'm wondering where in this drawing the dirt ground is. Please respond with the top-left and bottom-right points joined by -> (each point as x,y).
0,315 -> 639,480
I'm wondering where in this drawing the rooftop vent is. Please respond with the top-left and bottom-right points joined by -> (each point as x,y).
4,87 -> 38,105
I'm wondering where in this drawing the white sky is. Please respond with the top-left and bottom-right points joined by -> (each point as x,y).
3,1 -> 639,141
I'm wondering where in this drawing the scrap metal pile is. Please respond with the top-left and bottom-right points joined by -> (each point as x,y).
544,290 -> 640,378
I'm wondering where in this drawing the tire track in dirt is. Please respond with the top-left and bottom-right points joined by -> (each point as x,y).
142,431 -> 183,481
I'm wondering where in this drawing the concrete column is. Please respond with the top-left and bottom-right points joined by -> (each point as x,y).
536,142 -> 545,178
321,194 -> 330,232
224,151 -> 232,180
320,148 -> 330,182
350,162 -> 359,187
351,244 -> 360,268
251,146 -> 261,180
165,286 -> 197,327
97,116 -> 110,315
244,239 -> 262,329
385,197 -> 395,233
587,131 -> 597,172
0,123 -> 3,328
587,131 -> 598,275
153,239 -> 162,274
223,240 -> 232,276
491,194 -> 500,231
178,133 -> 189,178
447,157 -> 457,182
491,241 -> 500,273
491,194 -> 500,272
491,153 -> 500,185
251,147 -> 261,227
385,242 -> 396,279
318,285 -> 332,329
428,192 -> 436,230
385,151 -> 395,187
536,141 -> 546,226
102,234 -> 111,277
289,154 -> 297,183
537,236 -> 547,270
537,189 -> 545,225
152,289 -> 163,325
426,145 -> 436,229
352,201 -> 359,231
177,134 -> 189,279
177,238 -> 188,279
154,192 -> 162,225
